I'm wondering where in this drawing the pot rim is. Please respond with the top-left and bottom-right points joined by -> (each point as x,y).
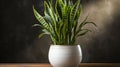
50,44 -> 80,46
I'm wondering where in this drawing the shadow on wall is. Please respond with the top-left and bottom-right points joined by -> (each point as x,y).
0,0 -> 120,63
0,0 -> 49,63
78,0 -> 120,62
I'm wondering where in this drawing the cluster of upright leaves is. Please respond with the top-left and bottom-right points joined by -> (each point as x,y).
33,0 -> 96,45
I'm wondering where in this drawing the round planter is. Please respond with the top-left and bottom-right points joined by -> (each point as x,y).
48,45 -> 82,67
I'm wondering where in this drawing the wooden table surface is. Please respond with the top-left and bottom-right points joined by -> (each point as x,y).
0,63 -> 119,67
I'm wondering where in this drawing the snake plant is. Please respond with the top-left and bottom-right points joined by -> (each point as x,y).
33,0 -> 96,45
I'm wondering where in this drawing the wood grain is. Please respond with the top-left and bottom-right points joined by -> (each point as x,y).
0,63 -> 119,67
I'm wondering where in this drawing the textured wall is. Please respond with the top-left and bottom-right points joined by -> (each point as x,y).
78,0 -> 120,62
0,0 -> 120,63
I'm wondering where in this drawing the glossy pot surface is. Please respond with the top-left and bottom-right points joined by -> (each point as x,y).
48,45 -> 82,67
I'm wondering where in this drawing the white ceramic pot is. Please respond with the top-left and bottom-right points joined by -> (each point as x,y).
48,45 -> 82,67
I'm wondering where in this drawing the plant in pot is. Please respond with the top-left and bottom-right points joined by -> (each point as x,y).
33,0 -> 96,67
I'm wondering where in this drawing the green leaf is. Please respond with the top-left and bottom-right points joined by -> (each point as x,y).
56,0 -> 63,19
68,0 -> 73,6
62,6 -> 68,22
42,29 -> 50,35
44,12 -> 52,24
32,24 -> 41,27
33,0 -> 96,45
44,1 -> 55,22
77,29 -> 91,36
75,4 -> 82,20
70,0 -> 80,23
78,15 -> 89,29
63,0 -> 67,5
38,33 -> 45,38
33,6 -> 49,30
83,22 -> 97,27
44,1 -> 57,32
68,0 -> 81,44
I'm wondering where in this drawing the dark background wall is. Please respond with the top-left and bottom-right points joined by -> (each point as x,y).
0,0 -> 120,63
